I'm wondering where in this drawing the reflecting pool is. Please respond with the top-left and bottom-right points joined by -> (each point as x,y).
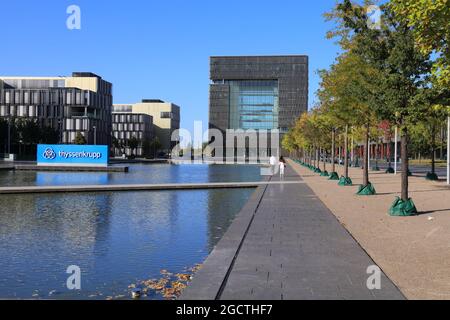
0,163 -> 262,186
0,164 -> 261,299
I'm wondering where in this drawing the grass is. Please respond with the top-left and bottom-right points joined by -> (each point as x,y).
409,159 -> 447,167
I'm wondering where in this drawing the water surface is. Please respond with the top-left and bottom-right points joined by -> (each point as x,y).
0,164 -> 260,299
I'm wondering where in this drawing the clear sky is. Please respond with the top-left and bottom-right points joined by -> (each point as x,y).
0,0 -> 341,134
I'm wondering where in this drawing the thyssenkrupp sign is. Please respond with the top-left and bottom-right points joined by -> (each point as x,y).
37,144 -> 109,167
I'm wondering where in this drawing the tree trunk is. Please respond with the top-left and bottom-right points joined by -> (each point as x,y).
375,141 -> 378,168
388,141 -> 393,168
401,130 -> 409,201
431,124 -> 436,174
344,125 -> 349,178
363,124 -> 370,186
323,148 -> 326,172
331,129 -> 336,173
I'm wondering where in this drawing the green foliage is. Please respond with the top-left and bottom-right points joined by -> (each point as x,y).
18,119 -> 41,145
389,0 -> 450,87
142,137 -> 163,158
0,118 -> 8,146
73,132 -> 87,145
127,136 -> 140,155
40,126 -> 60,144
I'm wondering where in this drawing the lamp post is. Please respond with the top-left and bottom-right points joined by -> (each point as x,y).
351,134 -> 354,165
7,116 -> 11,155
394,126 -> 398,175
93,126 -> 97,145
447,117 -> 449,185
59,118 -> 63,144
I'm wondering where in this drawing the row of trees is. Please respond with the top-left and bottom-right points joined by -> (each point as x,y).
283,0 -> 450,216
0,118 -> 163,159
0,118 -> 59,157
111,135 -> 162,158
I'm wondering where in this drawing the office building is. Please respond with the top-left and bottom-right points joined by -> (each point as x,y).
209,55 -> 308,159
113,100 -> 180,153
0,72 -> 112,145
112,111 -> 154,157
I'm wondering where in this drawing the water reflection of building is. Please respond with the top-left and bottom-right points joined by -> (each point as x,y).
0,193 -> 114,257
205,165 -> 257,250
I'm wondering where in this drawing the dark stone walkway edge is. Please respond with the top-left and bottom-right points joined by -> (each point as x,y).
215,179 -> 271,299
180,178 -> 270,300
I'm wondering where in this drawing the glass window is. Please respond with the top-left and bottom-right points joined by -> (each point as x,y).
228,80 -> 279,130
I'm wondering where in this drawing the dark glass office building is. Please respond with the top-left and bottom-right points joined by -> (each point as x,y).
209,55 -> 308,158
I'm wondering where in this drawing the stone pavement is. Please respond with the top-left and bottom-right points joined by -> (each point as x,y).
181,164 -> 404,300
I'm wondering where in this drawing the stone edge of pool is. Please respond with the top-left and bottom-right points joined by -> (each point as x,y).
0,181 -> 304,195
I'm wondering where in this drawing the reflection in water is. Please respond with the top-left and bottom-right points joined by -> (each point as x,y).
36,172 -> 109,186
0,164 -> 262,187
0,188 -> 254,299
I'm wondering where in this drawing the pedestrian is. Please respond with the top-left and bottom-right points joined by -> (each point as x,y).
279,156 -> 286,178
269,155 -> 277,175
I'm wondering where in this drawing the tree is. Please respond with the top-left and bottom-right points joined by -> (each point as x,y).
127,136 -> 140,157
0,118 -> 8,153
410,87 -> 450,179
40,125 -> 59,144
111,135 -> 121,156
318,51 -> 381,188
282,129 -> 297,156
12,119 -> 40,157
332,0 -> 432,214
390,0 -> 450,88
73,132 -> 87,145
150,137 -> 162,158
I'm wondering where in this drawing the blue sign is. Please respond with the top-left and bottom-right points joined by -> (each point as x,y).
37,144 -> 109,167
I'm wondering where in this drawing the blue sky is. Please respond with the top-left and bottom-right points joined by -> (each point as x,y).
0,0 -> 341,134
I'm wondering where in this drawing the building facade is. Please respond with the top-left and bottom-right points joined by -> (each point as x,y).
113,100 -> 180,154
0,72 -> 112,146
112,112 -> 154,157
209,55 -> 308,159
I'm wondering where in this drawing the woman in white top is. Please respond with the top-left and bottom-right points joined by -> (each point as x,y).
279,157 -> 286,178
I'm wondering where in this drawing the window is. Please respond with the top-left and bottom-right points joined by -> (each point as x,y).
161,112 -> 173,119
228,80 -> 279,130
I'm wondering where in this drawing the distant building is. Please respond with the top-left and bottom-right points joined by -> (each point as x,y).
112,112 -> 154,157
0,72 -> 112,145
209,56 -> 308,159
113,100 -> 180,154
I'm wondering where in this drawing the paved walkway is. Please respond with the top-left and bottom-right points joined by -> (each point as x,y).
181,164 -> 404,300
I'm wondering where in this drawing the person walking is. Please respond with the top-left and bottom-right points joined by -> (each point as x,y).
269,155 -> 277,175
279,156 -> 286,178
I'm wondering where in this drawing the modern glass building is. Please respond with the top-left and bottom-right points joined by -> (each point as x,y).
209,56 -> 308,159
